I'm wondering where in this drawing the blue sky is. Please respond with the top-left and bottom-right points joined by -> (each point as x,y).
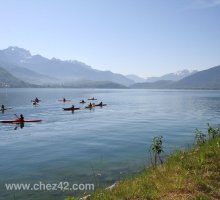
0,0 -> 220,77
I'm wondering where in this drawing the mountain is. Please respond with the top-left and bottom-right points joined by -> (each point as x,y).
0,64 -> 125,88
0,47 -> 134,86
131,80 -> 173,89
131,65 -> 220,89
0,61 -> 58,85
60,80 -> 127,88
146,69 -> 198,82
172,65 -> 220,89
126,74 -> 146,83
0,66 -> 31,87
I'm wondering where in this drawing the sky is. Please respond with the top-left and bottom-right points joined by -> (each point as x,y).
0,0 -> 220,77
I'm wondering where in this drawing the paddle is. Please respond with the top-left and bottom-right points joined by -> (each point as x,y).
14,114 -> 19,119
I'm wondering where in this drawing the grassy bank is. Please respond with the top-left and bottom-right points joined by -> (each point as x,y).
66,126 -> 220,200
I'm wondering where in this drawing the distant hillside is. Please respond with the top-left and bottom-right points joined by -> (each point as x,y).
0,47 -> 134,86
0,66 -> 125,88
0,66 -> 31,87
0,61 -> 57,85
172,65 -> 220,89
146,69 -> 198,82
61,80 -> 127,89
131,65 -> 220,89
131,80 -> 173,89
126,74 -> 146,83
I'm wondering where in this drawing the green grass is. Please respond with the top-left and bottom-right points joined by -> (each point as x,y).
66,132 -> 220,200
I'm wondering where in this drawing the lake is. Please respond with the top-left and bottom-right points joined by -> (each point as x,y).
0,88 -> 220,199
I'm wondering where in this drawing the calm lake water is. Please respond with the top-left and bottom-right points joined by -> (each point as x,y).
0,88 -> 220,199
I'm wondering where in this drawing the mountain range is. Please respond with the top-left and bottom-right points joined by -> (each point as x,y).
127,70 -> 198,83
172,65 -> 220,89
132,65 -> 220,89
0,46 -> 220,89
0,66 -> 32,88
0,47 -> 133,87
145,69 -> 198,82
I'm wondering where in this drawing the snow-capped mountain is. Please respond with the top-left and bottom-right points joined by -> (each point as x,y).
132,65 -> 220,89
146,69 -> 198,82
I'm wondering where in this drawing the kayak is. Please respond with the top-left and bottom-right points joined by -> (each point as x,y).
80,100 -> 86,104
0,119 -> 42,123
88,98 -> 97,100
95,104 -> 107,107
31,100 -> 41,102
63,107 -> 80,111
85,105 -> 95,109
0,108 -> 12,111
58,100 -> 71,102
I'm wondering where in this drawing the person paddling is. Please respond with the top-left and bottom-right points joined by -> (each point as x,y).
100,101 -> 103,106
15,114 -> 24,122
80,100 -> 85,103
63,97 -> 66,102
19,114 -> 24,121
35,97 -> 39,103
1,105 -> 5,110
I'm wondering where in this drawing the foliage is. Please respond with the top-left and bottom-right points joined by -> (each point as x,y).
150,136 -> 163,167
89,135 -> 220,200
207,123 -> 219,139
194,128 -> 206,144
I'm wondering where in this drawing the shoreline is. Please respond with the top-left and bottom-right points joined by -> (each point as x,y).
66,126 -> 220,200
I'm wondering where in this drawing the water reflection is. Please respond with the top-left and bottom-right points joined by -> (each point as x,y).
14,122 -> 24,130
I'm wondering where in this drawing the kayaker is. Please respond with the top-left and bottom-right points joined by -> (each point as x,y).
1,105 -> 4,110
72,105 -> 75,109
100,102 -> 103,106
19,114 -> 24,121
63,98 -> 66,102
80,100 -> 85,103
89,102 -> 92,107
35,97 -> 39,103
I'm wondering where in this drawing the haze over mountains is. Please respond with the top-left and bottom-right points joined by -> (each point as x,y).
145,69 -> 198,82
173,65 -> 220,89
0,46 -> 220,89
126,74 -> 146,83
127,70 -> 198,83
0,47 -> 133,87
0,66 -> 31,88
132,65 -> 220,89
